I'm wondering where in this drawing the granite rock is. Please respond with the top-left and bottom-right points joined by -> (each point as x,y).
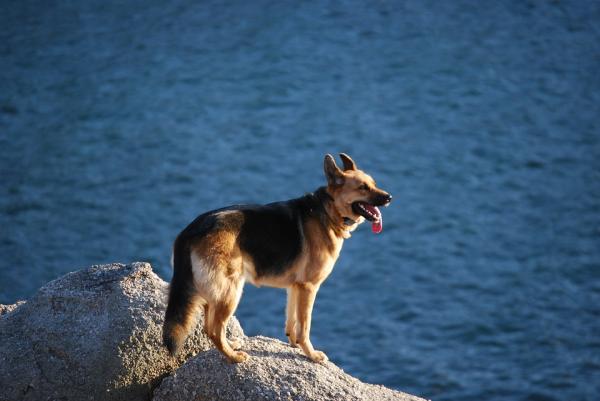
153,336 -> 426,401
0,262 -> 244,401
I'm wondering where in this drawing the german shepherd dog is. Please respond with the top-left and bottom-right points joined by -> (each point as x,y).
163,153 -> 391,363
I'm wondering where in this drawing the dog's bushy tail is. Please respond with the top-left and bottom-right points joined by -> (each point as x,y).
163,236 -> 200,356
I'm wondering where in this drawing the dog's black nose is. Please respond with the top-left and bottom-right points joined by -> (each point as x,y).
377,192 -> 392,205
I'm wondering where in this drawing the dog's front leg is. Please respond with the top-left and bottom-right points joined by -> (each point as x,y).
295,283 -> 328,363
285,286 -> 298,347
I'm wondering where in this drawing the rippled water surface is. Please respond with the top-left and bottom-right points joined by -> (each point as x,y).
1,1 -> 599,400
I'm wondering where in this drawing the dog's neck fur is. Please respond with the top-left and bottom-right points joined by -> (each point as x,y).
310,186 -> 358,239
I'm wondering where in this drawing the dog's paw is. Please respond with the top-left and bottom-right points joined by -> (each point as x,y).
309,350 -> 328,363
228,350 -> 249,363
287,336 -> 298,348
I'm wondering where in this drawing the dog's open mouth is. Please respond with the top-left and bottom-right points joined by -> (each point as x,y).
352,202 -> 383,234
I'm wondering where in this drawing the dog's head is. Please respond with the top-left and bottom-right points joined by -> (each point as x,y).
324,153 -> 392,234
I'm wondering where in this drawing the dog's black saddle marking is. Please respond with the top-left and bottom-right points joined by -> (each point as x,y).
236,189 -> 330,278
237,202 -> 305,278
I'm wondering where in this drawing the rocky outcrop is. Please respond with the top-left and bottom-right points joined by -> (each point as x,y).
0,262 -> 424,401
153,336 -> 425,401
0,262 -> 244,401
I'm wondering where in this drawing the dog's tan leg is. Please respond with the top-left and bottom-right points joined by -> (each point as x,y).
204,302 -> 241,348
209,296 -> 242,350
228,337 -> 243,350
285,286 -> 298,347
209,301 -> 248,363
295,283 -> 328,363
207,278 -> 247,363
202,303 -> 213,337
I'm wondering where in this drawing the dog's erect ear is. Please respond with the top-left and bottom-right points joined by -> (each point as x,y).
339,153 -> 357,171
324,154 -> 345,187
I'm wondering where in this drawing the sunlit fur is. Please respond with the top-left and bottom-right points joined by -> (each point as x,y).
163,153 -> 391,363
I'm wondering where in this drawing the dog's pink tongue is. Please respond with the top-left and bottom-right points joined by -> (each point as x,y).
363,204 -> 383,234
371,213 -> 383,234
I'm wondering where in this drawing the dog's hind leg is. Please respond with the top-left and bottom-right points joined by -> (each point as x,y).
295,283 -> 328,363
202,303 -> 213,336
203,303 -> 241,349
285,286 -> 298,347
207,276 -> 247,363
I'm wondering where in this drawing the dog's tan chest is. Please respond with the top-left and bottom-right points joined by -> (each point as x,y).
300,220 -> 344,285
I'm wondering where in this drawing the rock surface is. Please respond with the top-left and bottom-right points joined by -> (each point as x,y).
153,336 -> 426,401
0,262 -> 244,401
0,300 -> 25,316
0,263 -> 424,401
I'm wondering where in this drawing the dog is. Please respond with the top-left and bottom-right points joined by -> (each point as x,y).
162,153 -> 392,363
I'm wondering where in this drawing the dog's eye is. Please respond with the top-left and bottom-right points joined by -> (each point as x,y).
359,184 -> 370,191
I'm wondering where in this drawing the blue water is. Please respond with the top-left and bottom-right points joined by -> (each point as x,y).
1,1 -> 599,400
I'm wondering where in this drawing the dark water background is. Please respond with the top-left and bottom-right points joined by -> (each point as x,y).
1,1 -> 599,400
